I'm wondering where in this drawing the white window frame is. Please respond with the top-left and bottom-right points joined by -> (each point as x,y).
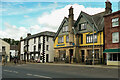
66,35 -> 69,43
112,18 -> 119,27
112,32 -> 119,43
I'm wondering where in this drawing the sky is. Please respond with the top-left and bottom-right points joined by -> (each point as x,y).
0,0 -> 119,40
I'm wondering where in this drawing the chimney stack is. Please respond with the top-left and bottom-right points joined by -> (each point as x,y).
68,6 -> 74,43
27,33 -> 31,37
20,37 -> 23,41
105,0 -> 112,14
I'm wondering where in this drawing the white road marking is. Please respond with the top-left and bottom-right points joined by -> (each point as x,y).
13,71 -> 18,73
26,73 -> 33,76
3,70 -> 18,73
33,74 -> 52,79
3,70 -> 12,72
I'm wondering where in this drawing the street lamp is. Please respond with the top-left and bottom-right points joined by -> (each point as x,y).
92,24 -> 95,65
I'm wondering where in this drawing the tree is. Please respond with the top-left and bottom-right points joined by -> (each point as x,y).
2,38 -> 20,45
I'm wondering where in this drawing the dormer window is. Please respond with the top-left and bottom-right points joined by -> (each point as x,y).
112,18 -> 119,27
79,23 -> 87,31
63,26 -> 68,32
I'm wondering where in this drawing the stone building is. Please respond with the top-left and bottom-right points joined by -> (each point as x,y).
0,39 -> 10,63
54,0 -> 113,64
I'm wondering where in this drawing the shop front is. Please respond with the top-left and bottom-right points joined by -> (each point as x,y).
103,49 -> 120,65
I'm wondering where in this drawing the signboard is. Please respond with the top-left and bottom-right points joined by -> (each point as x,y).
56,44 -> 65,47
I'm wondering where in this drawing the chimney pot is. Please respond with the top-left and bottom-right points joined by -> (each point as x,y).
20,37 -> 23,40
105,0 -> 112,14
27,33 -> 31,37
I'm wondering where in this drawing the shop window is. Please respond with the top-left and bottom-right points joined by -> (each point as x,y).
109,54 -> 113,61
113,54 -> 117,61
118,54 -> 120,61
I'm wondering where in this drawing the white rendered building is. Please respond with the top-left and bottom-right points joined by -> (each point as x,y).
20,31 -> 55,63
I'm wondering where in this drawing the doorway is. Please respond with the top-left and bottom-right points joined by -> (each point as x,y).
81,50 -> 84,62
46,54 -> 49,62
69,49 -> 73,63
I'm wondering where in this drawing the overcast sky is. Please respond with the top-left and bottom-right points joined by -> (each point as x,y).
0,0 -> 119,40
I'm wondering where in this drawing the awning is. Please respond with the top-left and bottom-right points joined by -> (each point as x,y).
103,49 -> 120,53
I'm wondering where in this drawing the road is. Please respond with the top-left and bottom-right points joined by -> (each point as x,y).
1,63 -> 119,79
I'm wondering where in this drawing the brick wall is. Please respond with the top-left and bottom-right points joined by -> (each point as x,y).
104,11 -> 120,49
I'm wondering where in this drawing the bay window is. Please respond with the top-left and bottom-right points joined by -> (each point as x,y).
86,33 -> 97,43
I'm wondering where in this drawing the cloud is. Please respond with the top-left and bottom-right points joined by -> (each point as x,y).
38,4 -> 105,30
0,22 -> 28,40
0,4 -> 105,40
0,23 -> 54,40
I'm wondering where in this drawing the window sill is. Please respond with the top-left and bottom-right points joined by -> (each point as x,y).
112,25 -> 119,28
112,42 -> 119,44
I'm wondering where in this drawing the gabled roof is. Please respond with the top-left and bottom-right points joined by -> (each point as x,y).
74,11 -> 105,33
53,17 -> 68,41
22,31 -> 56,41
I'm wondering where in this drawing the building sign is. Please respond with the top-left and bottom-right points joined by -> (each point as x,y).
56,44 -> 65,47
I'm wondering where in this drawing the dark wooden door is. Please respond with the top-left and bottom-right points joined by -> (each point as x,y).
81,50 -> 84,62
46,54 -> 49,62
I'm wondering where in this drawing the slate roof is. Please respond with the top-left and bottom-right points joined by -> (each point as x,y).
74,11 -> 105,32
53,17 -> 68,41
22,31 -> 56,41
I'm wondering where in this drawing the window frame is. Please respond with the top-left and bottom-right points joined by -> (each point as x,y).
46,45 -> 49,51
112,32 -> 119,43
86,33 -> 97,44
58,36 -> 64,43
46,36 -> 49,42
62,26 -> 68,32
79,22 -> 87,31
112,17 -> 119,27
66,35 -> 69,43
34,38 -> 36,44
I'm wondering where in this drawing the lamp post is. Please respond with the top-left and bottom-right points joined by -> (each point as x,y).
93,24 -> 95,65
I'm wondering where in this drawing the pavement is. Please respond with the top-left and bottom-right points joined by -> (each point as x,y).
26,62 -> 119,69
1,62 -> 119,69
2,63 -> 119,78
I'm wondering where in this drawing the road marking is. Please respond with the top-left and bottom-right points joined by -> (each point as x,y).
3,70 -> 18,73
26,73 -> 52,79
3,70 -> 12,72
13,71 -> 18,73
33,74 -> 52,79
26,73 -> 33,76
